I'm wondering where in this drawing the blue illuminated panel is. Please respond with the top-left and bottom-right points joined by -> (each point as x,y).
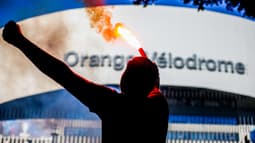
167,131 -> 239,141
169,115 -> 237,125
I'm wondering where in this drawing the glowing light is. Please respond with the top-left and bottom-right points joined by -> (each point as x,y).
114,23 -> 142,49
20,122 -> 30,137
22,122 -> 29,133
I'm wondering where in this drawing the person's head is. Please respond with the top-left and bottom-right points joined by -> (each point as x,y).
120,56 -> 159,98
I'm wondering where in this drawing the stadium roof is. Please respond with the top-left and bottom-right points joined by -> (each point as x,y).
0,0 -> 254,28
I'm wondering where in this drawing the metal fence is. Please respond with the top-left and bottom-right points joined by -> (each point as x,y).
0,135 -> 101,143
0,135 -> 243,143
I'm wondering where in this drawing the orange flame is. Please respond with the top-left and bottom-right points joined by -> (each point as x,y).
85,6 -> 116,41
113,23 -> 142,49
82,1 -> 144,55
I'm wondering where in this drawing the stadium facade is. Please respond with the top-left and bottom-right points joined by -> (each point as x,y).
0,0 -> 255,143
0,86 -> 255,142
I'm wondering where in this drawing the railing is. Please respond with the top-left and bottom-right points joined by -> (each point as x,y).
0,123 -> 254,143
0,135 -> 241,143
0,135 -> 101,143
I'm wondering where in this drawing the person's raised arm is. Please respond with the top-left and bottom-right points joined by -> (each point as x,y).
2,20 -> 115,110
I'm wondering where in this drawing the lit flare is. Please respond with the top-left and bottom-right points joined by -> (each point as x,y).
114,23 -> 147,57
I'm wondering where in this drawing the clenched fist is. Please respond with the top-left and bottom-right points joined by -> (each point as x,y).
2,20 -> 25,46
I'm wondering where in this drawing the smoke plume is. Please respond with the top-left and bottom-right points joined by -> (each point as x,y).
83,0 -> 117,42
0,12 -> 69,103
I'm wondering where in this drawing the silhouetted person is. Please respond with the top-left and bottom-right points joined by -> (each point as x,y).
245,135 -> 251,143
2,20 -> 169,143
